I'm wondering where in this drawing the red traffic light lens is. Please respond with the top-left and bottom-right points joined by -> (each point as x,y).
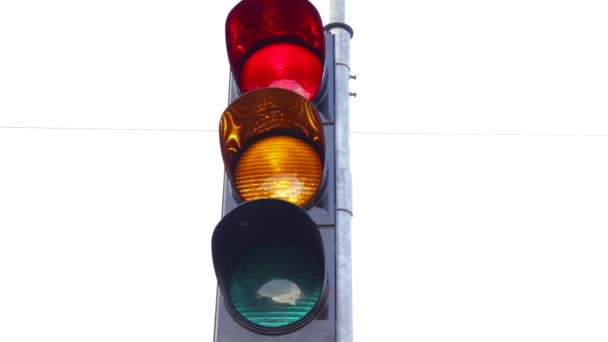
226,0 -> 325,100
241,42 -> 323,101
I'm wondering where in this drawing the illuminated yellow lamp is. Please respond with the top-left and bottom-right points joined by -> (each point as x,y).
235,135 -> 322,206
219,88 -> 325,208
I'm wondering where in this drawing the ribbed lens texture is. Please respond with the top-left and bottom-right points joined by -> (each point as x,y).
235,135 -> 322,207
228,241 -> 323,328
240,43 -> 323,101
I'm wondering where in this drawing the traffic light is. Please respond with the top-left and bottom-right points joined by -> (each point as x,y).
211,0 -> 337,340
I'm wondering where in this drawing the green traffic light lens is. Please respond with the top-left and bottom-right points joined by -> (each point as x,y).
212,199 -> 327,334
227,240 -> 323,328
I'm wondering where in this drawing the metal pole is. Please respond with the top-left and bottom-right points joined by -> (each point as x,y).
329,1 -> 353,341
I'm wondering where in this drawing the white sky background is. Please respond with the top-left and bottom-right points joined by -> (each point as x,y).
1,0 -> 608,341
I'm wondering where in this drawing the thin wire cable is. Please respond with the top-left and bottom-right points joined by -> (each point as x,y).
0,126 -> 215,133
350,131 -> 608,137
2,126 -> 608,137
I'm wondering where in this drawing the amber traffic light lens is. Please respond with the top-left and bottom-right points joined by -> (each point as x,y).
235,135 -> 322,207
220,88 -> 325,208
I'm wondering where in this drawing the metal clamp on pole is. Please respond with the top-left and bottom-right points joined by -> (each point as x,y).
324,22 -> 354,39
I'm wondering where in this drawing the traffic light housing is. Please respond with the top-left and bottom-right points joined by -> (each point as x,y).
212,0 -> 337,340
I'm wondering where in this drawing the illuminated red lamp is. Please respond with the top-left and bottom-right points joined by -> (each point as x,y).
225,0 -> 325,101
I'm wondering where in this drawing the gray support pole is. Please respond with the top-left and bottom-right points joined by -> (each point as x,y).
329,1 -> 353,341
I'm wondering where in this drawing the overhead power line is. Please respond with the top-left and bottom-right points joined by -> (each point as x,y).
0,126 -> 214,133
2,126 -> 608,137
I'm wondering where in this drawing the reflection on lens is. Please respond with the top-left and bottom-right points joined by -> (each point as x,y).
256,279 -> 301,305
228,241 -> 322,328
